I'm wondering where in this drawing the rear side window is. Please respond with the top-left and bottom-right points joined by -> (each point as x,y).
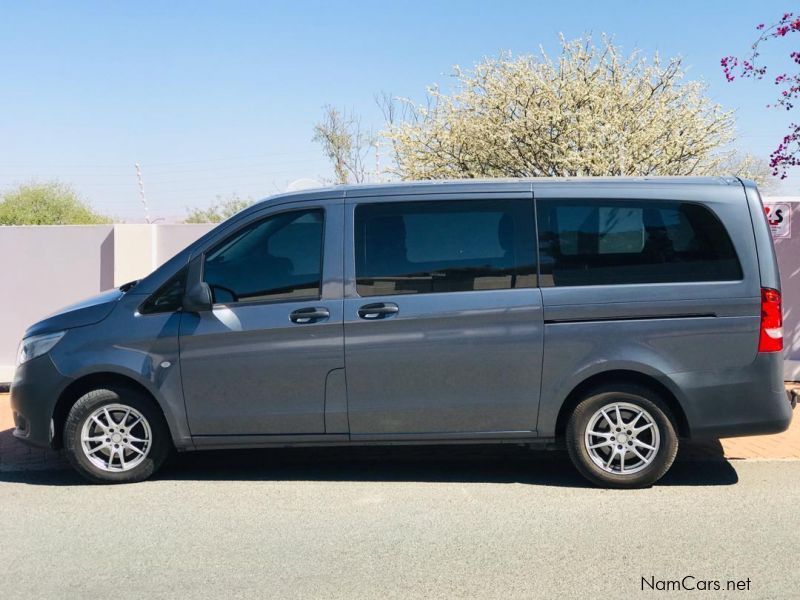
355,199 -> 536,296
537,200 -> 742,286
203,209 -> 324,303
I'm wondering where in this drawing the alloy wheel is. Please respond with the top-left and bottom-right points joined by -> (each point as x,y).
584,401 -> 661,475
80,403 -> 152,472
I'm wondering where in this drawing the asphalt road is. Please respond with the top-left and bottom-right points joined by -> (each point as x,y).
0,447 -> 798,599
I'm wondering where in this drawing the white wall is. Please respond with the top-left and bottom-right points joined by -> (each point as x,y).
769,198 -> 800,380
0,223 -> 213,382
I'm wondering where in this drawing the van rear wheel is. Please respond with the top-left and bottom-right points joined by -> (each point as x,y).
63,386 -> 170,484
566,384 -> 678,488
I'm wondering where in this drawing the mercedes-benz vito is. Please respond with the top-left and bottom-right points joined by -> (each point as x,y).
10,177 -> 794,487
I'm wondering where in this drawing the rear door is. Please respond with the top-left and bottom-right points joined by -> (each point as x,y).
533,181 -> 763,433
343,189 -> 545,438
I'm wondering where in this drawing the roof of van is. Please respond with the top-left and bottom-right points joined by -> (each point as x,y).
255,176 -> 746,205
226,178 -> 759,227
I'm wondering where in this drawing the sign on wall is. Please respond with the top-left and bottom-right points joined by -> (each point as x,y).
764,203 -> 791,238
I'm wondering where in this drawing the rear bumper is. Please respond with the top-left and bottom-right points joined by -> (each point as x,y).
676,353 -> 794,440
9,354 -> 70,449
689,394 -> 792,439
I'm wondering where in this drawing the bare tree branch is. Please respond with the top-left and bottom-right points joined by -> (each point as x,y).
313,106 -> 374,184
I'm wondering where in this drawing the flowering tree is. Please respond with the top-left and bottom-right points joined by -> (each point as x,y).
722,12 -> 800,179
384,36 -> 769,185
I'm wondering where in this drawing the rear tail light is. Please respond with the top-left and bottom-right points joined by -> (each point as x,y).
759,287 -> 783,353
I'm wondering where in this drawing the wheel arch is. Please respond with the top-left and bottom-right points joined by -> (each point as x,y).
553,369 -> 690,440
52,372 -> 172,450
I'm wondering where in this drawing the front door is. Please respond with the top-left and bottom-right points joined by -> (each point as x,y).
180,200 -> 344,435
343,193 -> 545,438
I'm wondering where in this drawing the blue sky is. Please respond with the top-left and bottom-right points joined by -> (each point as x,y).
0,1 -> 797,221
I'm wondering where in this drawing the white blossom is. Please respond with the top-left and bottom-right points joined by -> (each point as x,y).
384,35 -> 770,186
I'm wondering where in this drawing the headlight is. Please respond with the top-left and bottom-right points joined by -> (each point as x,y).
16,331 -> 66,366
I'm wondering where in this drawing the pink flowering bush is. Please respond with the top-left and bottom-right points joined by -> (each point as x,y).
722,13 -> 800,179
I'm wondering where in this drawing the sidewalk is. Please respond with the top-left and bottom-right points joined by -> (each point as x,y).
1,393 -> 798,471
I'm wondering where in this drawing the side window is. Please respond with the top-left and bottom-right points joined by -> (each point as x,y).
139,267 -> 187,314
355,199 -> 536,296
203,209 -> 324,304
537,200 -> 743,286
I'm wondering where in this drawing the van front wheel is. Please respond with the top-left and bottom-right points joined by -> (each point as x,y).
63,387 -> 170,484
566,384 -> 679,488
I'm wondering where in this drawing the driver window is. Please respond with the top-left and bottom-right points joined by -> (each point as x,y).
203,209 -> 324,304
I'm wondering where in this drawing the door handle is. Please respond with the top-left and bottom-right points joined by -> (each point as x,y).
357,302 -> 399,320
290,307 -> 330,324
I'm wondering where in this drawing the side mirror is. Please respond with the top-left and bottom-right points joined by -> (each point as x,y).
182,282 -> 212,313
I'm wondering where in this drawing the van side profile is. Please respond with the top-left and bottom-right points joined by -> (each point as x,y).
10,177 -> 794,487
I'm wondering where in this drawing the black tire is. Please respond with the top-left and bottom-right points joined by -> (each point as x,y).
565,383 -> 679,489
63,386 -> 171,484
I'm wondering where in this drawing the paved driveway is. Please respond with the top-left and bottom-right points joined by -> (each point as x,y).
2,392 -> 799,598
1,452 -> 798,599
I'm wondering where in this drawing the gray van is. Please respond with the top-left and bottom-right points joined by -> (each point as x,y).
10,177 -> 794,487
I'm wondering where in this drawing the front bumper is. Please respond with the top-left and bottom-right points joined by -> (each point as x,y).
9,354 -> 71,449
